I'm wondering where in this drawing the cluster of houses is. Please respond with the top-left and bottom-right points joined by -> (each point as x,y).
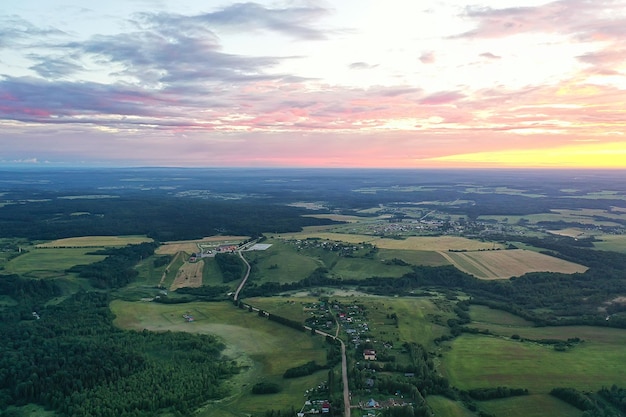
188,244 -> 240,263
296,399 -> 331,415
285,238 -> 371,257
334,304 -> 374,354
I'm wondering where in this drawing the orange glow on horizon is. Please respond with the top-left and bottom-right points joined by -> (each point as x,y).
422,141 -> 626,169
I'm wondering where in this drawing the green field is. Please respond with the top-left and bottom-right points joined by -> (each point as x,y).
360,296 -> 454,348
376,248 -> 450,266
593,234 -> 626,253
331,256 -> 411,279
202,256 -> 228,286
442,328 -> 626,393
245,296 -> 319,324
4,248 -> 106,279
245,240 -> 321,284
470,305 -> 534,327
110,300 -> 330,417
435,305 -> 626,416
477,394 -> 582,417
427,396 -> 476,417
479,209 -> 625,227
36,235 -> 152,247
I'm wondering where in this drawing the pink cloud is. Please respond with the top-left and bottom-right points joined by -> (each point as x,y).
419,51 -> 436,64
458,0 -> 626,42
480,52 -> 501,59
419,91 -> 465,105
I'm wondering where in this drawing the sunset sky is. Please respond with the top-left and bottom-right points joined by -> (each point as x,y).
1,0 -> 626,168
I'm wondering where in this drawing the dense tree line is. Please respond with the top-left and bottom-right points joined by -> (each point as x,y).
283,361 -> 326,378
252,382 -> 281,394
68,242 -> 158,288
214,253 -> 246,283
266,312 -> 306,332
379,405 -> 431,417
599,385 -> 626,413
0,274 -> 60,307
550,387 -> 595,411
549,387 -> 623,416
153,255 -> 171,268
466,387 -> 528,400
0,290 -> 237,416
0,196 -> 336,241
173,285 -> 231,300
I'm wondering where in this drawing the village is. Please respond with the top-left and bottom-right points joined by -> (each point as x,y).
299,298 -> 414,416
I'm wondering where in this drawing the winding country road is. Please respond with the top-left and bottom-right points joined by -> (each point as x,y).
233,248 -> 251,302
234,248 -> 351,416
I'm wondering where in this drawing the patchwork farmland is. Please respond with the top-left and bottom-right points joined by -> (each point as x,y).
439,249 -> 588,279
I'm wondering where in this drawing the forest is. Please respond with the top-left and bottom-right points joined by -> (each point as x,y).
0,197 -> 336,241
0,281 -> 238,417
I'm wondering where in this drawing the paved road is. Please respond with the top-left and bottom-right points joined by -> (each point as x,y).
233,249 -> 251,302
339,338 -> 350,417
305,328 -> 350,417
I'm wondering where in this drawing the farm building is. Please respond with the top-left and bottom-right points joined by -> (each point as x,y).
363,349 -> 376,360
321,401 -> 330,413
217,244 -> 238,252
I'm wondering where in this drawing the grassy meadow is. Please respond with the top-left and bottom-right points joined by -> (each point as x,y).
35,235 -> 152,248
245,240 -> 321,284
592,234 -> 626,253
426,396 -> 476,417
331,256 -> 411,279
244,296 -> 319,323
110,300 -> 330,417
441,305 -> 626,396
477,394 -> 582,417
435,304 -> 626,416
376,248 -> 450,267
443,332 -> 626,392
4,248 -> 106,279
362,296 -> 455,348
202,256 -> 228,286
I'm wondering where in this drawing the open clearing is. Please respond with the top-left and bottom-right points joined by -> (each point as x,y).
36,235 -> 152,248
110,300 -> 328,417
156,236 -> 248,255
439,249 -> 587,279
4,248 -> 107,278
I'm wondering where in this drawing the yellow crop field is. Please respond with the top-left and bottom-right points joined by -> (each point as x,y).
376,236 -> 504,251
439,249 -> 587,279
170,260 -> 204,290
547,228 -> 591,238
36,235 -> 152,248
